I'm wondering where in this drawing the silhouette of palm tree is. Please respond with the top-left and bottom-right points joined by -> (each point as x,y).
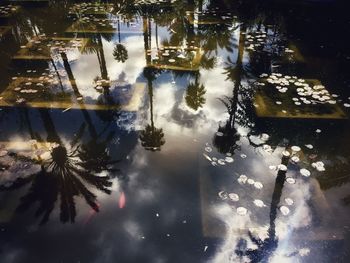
113,18 -> 128,63
139,68 -> 165,151
1,107 -> 116,225
185,73 -> 206,111
213,91 -> 242,155
235,155 -> 289,262
213,24 -> 248,154
113,43 -> 128,63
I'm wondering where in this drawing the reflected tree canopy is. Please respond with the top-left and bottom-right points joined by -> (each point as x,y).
185,73 -> 206,111
0,109 -> 118,225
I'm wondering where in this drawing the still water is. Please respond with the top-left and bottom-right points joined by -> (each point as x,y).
0,0 -> 350,262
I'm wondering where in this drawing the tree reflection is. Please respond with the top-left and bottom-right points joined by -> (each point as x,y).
213,96 -> 241,154
113,18 -> 128,63
139,68 -> 165,151
185,72 -> 206,111
213,24 -> 247,154
113,43 -> 128,63
1,107 -> 117,225
235,156 -> 289,262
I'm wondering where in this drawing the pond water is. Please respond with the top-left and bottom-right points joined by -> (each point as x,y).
0,1 -> 350,262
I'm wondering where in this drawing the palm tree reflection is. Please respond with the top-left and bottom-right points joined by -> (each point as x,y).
185,72 -> 206,111
235,156 -> 289,262
113,43 -> 128,63
139,68 -> 165,151
113,18 -> 128,63
213,95 -> 241,154
213,24 -> 247,154
1,109 -> 117,225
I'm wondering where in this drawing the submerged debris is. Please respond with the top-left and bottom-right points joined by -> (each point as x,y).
203,153 -> 212,161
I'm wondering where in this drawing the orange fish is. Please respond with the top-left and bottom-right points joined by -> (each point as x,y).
119,192 -> 126,209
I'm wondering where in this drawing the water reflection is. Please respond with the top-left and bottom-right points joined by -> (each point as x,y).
140,68 -> 165,151
235,156 -> 289,262
185,72 -> 206,111
0,0 -> 349,262
1,106 -> 117,225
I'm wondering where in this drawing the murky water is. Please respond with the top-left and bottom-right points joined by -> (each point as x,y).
0,1 -> 350,262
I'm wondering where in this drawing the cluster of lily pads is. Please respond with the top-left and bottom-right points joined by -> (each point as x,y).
256,73 -> 342,107
246,31 -> 268,51
135,0 -> 169,5
268,144 -> 326,178
19,35 -> 84,54
74,16 -> 116,28
68,2 -> 114,16
203,147 -> 234,167
209,126 -> 328,219
188,10 -> 234,21
10,72 -> 59,104
0,5 -> 18,17
148,47 -> 198,67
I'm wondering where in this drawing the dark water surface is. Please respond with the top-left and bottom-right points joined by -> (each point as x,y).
0,1 -> 350,262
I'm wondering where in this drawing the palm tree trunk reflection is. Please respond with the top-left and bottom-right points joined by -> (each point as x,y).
213,25 -> 246,154
236,156 -> 289,262
139,68 -> 165,151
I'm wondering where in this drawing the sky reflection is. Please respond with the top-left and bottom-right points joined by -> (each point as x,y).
0,0 -> 350,263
